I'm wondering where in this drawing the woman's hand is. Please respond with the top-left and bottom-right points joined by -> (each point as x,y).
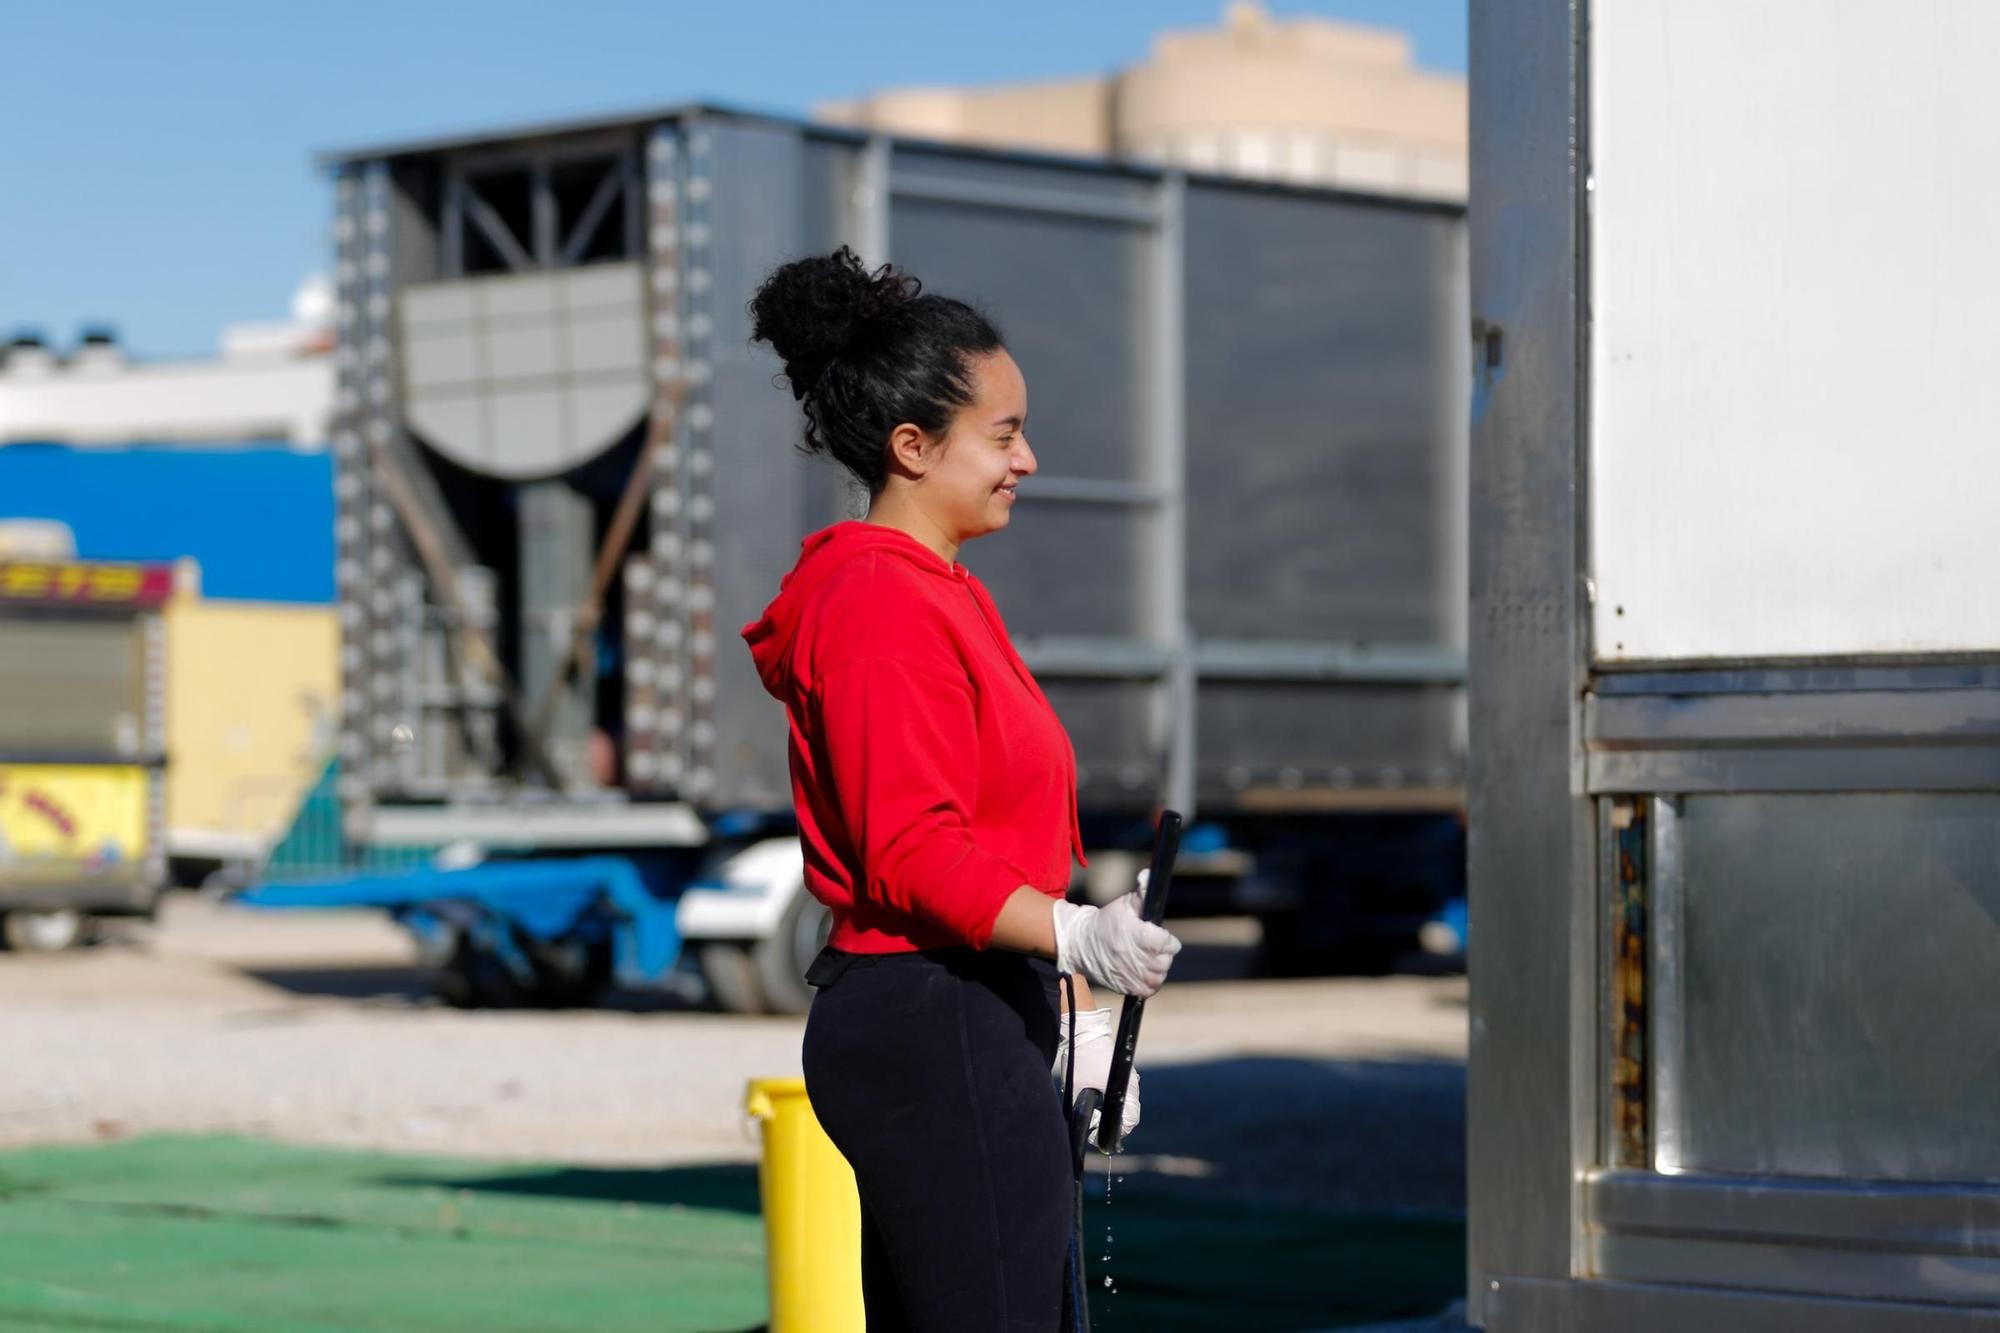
1050,872 -> 1181,997
1053,1005 -> 1141,1147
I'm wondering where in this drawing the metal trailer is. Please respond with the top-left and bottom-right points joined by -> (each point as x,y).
1470,3 -> 2000,1328
279,103 -> 1469,1010
0,557 -> 173,951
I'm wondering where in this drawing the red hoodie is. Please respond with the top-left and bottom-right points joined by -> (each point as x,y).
742,520 -> 1088,954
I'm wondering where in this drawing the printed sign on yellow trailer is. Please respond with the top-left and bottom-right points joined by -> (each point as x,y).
0,560 -> 175,608
0,764 -> 150,883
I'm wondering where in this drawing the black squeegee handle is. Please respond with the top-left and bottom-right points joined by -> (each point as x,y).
1089,808 -> 1182,1158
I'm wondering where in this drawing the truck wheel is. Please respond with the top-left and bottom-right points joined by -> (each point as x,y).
1,909 -> 90,953
1256,913 -> 1400,977
1323,937 -> 1401,977
437,933 -> 528,1009
1255,912 -> 1315,976
524,938 -> 613,1009
700,943 -> 769,1015
754,891 -> 831,1017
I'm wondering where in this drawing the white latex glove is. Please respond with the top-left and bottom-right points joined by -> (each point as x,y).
1054,1005 -> 1141,1147
1051,871 -> 1182,997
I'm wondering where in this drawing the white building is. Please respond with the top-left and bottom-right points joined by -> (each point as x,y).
0,276 -> 336,448
819,2 -> 1467,201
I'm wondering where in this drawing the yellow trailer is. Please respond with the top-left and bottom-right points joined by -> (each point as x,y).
0,558 -> 171,950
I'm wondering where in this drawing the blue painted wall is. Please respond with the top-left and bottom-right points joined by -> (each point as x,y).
0,443 -> 333,604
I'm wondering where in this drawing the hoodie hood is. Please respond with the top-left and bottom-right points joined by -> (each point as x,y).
741,520 -> 966,699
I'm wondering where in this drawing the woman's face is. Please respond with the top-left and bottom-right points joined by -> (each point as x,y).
924,349 -> 1037,543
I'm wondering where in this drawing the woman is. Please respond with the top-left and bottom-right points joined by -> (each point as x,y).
740,247 -> 1182,1331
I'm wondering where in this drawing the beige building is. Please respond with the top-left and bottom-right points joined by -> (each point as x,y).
818,2 -> 1466,201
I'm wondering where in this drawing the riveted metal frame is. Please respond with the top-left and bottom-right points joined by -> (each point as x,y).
627,123 -> 690,797
679,121 -> 720,805
331,165 -> 391,831
621,115 -> 719,804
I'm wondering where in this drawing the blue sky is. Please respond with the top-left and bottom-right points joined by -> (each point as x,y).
0,1 -> 1464,360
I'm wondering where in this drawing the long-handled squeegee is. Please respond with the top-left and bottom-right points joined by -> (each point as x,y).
1063,809 -> 1183,1331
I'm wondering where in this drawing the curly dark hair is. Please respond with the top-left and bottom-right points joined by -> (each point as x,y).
748,246 -> 1003,494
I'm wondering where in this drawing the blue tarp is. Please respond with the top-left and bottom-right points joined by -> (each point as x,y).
238,856 -> 684,985
0,443 -> 333,603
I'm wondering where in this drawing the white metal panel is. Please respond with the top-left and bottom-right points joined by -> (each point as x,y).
402,331 -> 479,391
569,381 -> 647,448
395,264 -> 646,479
565,313 -> 644,376
1589,1 -> 2000,661
400,283 -> 475,328
405,394 -> 481,460
562,263 -> 644,312
481,272 -> 558,319
489,386 -> 562,475
487,324 -> 562,381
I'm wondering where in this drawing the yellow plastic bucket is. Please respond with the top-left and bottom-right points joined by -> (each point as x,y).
744,1076 -> 864,1332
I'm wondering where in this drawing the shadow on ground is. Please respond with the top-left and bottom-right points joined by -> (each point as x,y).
238,964 -> 436,1002
1074,1055 -> 1467,1328
236,964 -> 716,1013
381,1161 -> 762,1217
1133,1056 -> 1466,1214
0,1047 -> 1464,1332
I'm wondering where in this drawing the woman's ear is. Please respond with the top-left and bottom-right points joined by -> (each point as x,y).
885,422 -> 934,478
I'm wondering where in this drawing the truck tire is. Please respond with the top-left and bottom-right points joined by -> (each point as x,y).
1,909 -> 89,953
700,943 -> 768,1015
1255,911 -> 1315,976
753,890 -> 831,1017
1256,912 -> 1400,977
523,937 -> 613,1008
437,932 -> 529,1009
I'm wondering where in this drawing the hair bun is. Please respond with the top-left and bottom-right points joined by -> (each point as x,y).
749,246 -> 919,401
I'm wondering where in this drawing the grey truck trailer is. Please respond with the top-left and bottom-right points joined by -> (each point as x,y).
298,103 -> 1469,1012
1469,2 -> 2000,1328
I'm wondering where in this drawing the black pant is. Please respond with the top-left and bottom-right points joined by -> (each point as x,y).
801,946 -> 1071,1332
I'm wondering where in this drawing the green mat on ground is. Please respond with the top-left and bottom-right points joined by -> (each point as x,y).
0,1137 -> 1462,1332
0,1136 -> 765,1333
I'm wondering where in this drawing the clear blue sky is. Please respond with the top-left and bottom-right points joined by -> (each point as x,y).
0,1 -> 1464,360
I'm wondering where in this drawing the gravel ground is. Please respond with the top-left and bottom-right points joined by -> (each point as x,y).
0,894 -> 1467,1212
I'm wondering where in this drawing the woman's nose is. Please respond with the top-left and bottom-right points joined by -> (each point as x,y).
1015,437 -> 1038,475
